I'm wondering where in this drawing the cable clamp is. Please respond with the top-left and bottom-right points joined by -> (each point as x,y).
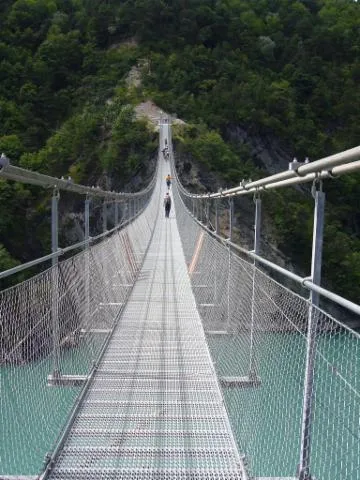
52,187 -> 60,199
302,276 -> 312,287
289,157 -> 310,176
253,188 -> 260,202
311,174 -> 323,198
326,168 -> 337,179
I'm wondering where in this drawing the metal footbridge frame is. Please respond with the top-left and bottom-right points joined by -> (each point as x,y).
1,120 -> 359,480
39,123 -> 247,479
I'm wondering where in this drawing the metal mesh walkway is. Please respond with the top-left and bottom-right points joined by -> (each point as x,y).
46,133 -> 244,479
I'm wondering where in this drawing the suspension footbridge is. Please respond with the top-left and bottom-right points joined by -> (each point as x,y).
0,121 -> 359,480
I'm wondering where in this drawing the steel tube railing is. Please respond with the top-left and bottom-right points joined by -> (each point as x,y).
179,197 -> 360,317
0,152 -> 156,282
0,251 -> 61,280
0,220 -> 129,281
0,154 -> 154,199
179,146 -> 360,199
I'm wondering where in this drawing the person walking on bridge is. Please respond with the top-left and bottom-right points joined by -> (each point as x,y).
164,192 -> 172,218
162,146 -> 169,160
165,174 -> 173,189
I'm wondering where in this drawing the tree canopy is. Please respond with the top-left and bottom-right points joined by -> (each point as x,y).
0,0 -> 360,301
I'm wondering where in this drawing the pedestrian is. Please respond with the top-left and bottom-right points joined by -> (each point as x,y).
164,192 -> 171,218
162,146 -> 169,160
165,174 -> 172,189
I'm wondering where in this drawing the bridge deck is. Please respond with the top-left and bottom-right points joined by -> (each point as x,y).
47,140 -> 244,479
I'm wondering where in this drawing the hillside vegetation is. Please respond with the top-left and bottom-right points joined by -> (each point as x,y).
0,0 -> 360,300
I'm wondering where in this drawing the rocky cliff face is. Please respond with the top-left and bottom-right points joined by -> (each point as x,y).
174,137 -> 299,273
226,125 -> 292,174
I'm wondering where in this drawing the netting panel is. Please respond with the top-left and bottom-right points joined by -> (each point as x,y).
0,186 -> 158,475
310,311 -> 360,480
175,184 -> 360,480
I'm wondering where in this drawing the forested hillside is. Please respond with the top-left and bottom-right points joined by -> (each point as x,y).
1,0 -> 360,301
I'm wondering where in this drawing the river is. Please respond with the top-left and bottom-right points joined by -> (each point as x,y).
1,332 -> 359,479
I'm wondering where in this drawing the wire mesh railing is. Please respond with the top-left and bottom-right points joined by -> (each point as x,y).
0,176 -> 160,475
1,119 -> 359,479
174,180 -> 360,480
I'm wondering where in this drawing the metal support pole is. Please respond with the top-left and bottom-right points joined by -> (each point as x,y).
102,200 -> 107,232
213,199 -> 219,305
206,199 -> 210,227
114,201 -> 119,227
254,196 -> 262,255
84,197 -> 90,330
229,198 -> 234,242
129,198 -> 132,220
85,196 -> 90,243
215,199 -> 219,234
299,183 -> 325,480
226,242 -> 231,331
249,194 -> 261,377
125,199 -> 129,222
226,200 -> 233,330
51,189 -> 60,377
192,199 -> 195,217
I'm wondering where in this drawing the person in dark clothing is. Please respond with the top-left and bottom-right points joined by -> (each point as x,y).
164,192 -> 171,218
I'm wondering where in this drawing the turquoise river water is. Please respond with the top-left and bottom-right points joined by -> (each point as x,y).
1,332 -> 359,479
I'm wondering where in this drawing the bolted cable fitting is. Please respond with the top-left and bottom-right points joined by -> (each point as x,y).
289,156 -> 310,174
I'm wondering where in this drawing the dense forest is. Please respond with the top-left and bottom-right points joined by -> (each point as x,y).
0,0 -> 360,301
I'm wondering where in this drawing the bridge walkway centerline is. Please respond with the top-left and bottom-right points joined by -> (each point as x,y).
45,128 -> 245,479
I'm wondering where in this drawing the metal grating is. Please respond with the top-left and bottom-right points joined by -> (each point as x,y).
47,127 -> 244,479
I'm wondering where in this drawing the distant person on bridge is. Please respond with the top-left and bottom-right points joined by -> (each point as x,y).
166,174 -> 173,189
162,146 -> 169,160
164,192 -> 172,218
